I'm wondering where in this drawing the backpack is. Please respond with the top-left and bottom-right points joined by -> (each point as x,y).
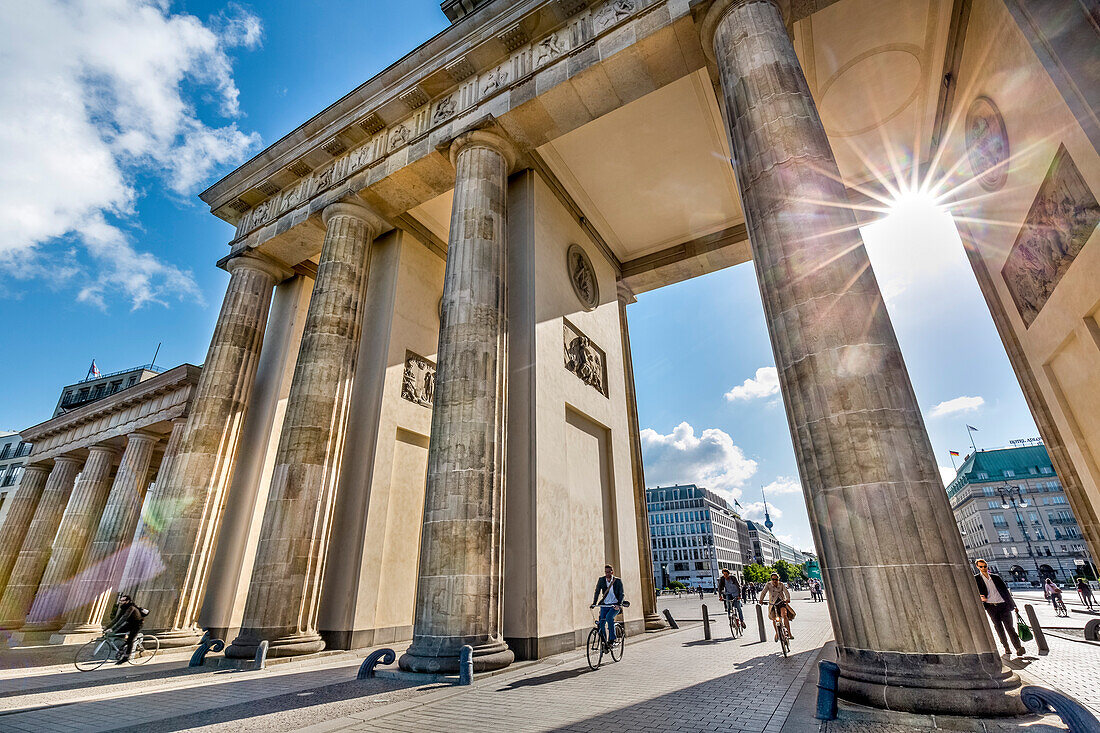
138,607 -> 150,619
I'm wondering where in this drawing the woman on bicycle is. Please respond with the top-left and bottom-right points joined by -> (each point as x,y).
758,572 -> 793,641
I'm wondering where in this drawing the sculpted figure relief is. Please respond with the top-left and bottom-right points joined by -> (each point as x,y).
535,33 -> 567,67
965,97 -> 1009,192
567,244 -> 599,310
1001,145 -> 1099,327
482,67 -> 509,96
389,124 -> 411,151
563,321 -> 607,396
594,0 -> 635,31
434,96 -> 456,123
401,351 -> 436,407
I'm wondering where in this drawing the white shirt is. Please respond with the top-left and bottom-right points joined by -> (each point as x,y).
602,579 -> 618,606
980,573 -> 1005,604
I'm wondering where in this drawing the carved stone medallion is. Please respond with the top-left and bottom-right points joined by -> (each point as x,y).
401,351 -> 436,407
965,96 -> 1009,192
563,319 -> 607,396
566,244 -> 599,311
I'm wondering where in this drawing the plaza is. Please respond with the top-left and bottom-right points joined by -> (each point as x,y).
0,0 -> 1098,727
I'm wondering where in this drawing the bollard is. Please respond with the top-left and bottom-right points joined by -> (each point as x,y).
254,639 -> 269,670
459,645 -> 474,686
1020,686 -> 1100,732
1024,604 -> 1049,655
756,603 -> 767,642
1086,619 -> 1100,642
702,604 -> 711,640
663,609 -> 679,629
816,660 -> 840,720
357,648 -> 396,679
189,635 -> 225,667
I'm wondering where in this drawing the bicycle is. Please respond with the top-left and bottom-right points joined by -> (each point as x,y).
769,601 -> 791,657
586,600 -> 628,670
724,596 -> 744,638
75,631 -> 160,671
1051,594 -> 1068,618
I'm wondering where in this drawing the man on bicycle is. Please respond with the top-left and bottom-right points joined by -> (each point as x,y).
590,565 -> 624,651
758,572 -> 793,641
717,568 -> 743,625
108,594 -> 147,663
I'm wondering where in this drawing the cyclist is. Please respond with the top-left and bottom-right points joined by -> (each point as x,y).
590,565 -> 625,651
717,568 -> 743,626
758,572 -> 793,641
1044,577 -> 1063,611
107,594 -> 148,664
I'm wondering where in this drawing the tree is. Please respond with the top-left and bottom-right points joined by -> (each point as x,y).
743,563 -> 770,584
773,559 -> 800,583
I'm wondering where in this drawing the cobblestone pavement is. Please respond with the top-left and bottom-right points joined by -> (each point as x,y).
1006,633 -> 1100,715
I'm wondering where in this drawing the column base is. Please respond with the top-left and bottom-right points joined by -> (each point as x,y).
399,638 -> 514,673
225,630 -> 325,659
49,630 -> 102,645
643,612 -> 668,631
20,620 -> 63,634
152,626 -> 204,649
837,647 -> 1028,716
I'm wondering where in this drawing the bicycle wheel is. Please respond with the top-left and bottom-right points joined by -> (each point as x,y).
734,615 -> 744,638
586,628 -> 603,670
75,637 -> 114,671
780,627 -> 790,657
610,623 -> 625,661
129,634 -> 159,665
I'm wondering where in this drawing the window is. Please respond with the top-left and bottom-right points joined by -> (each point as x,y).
982,486 -> 995,496
991,515 -> 1008,528
109,380 -> 123,394
92,383 -> 106,399
1004,470 -> 1015,478
988,500 -> 1000,509
1040,466 -> 1053,475
1051,496 -> 1067,505
977,472 -> 990,480
128,376 -> 138,386
61,390 -> 73,405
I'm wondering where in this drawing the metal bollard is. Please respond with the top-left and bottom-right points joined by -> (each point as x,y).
254,639 -> 269,670
1021,686 -> 1100,732
702,604 -> 711,640
816,661 -> 840,720
189,635 -> 225,667
1024,604 -> 1049,655
1085,619 -> 1100,642
459,645 -> 474,685
756,603 -> 767,642
663,608 -> 679,629
357,648 -> 396,679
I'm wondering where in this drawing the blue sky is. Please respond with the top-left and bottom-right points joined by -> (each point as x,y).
0,1 -> 1039,552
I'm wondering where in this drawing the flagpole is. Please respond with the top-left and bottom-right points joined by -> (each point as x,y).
966,425 -> 978,454
949,452 -> 957,471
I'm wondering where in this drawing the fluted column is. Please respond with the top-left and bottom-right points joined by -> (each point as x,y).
122,252 -> 287,647
400,130 -> 515,674
59,431 -> 158,636
0,456 -> 82,628
0,463 -> 52,596
225,201 -> 385,659
616,284 -> 664,631
23,444 -> 119,632
702,0 -> 1022,715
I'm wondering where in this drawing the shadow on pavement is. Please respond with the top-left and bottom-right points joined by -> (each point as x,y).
495,666 -> 594,689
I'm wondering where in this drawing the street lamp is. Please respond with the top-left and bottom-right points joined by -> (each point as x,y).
997,484 -> 1043,584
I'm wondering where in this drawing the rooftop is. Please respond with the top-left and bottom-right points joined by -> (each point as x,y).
945,445 -> 1055,498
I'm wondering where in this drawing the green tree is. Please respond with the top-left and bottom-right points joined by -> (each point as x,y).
773,559 -> 800,583
743,563 -> 770,584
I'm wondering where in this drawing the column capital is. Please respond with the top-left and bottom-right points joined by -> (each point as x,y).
126,430 -> 160,446
52,454 -> 83,468
449,129 -> 517,173
321,200 -> 387,239
225,250 -> 293,283
699,0 -> 787,62
87,443 -> 121,458
616,280 -> 637,305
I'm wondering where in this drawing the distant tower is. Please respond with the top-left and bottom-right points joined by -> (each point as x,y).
762,486 -> 774,531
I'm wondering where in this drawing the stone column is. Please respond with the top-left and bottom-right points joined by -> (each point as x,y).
616,283 -> 665,631
58,431 -> 158,638
0,463 -> 52,595
701,0 -> 1023,715
400,130 -> 515,674
225,201 -> 385,659
23,444 -> 119,632
122,252 -> 287,647
0,456 -> 82,629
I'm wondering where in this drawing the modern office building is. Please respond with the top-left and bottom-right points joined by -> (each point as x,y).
0,432 -> 33,527
745,520 -> 781,566
946,445 -> 1095,584
646,484 -> 745,590
53,364 -> 164,417
776,540 -> 804,566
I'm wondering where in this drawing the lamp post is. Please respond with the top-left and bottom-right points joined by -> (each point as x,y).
997,484 -> 1043,584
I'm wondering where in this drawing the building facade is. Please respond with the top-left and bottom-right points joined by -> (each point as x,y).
0,432 -> 33,527
53,365 -> 164,418
646,484 -> 744,590
745,520 -> 781,566
947,445 -> 1094,584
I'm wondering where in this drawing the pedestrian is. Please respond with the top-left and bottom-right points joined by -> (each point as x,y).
973,559 -> 1026,657
1077,578 -> 1096,611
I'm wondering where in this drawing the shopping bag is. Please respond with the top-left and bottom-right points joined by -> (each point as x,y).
1016,612 -> 1033,642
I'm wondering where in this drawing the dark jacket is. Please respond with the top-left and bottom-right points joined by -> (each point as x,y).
593,576 -> 625,606
109,603 -> 146,633
718,575 -> 741,597
974,572 -> 1014,610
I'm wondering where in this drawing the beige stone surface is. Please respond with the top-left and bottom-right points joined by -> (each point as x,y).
0,463 -> 51,596
23,444 -> 119,632
60,431 -> 158,635
226,201 -> 384,658
126,252 -> 285,645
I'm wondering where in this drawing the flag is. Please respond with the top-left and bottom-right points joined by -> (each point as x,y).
734,499 -> 743,508
949,450 -> 960,457
87,360 -> 101,379
966,425 -> 978,432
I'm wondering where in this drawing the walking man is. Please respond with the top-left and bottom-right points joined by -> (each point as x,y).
1077,578 -> 1096,611
974,559 -> 1025,657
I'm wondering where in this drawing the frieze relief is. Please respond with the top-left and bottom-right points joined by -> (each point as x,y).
401,351 -> 436,408
234,0 -> 641,240
1001,145 -> 1099,327
563,319 -> 607,396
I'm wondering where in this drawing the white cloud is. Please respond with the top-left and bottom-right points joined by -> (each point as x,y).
641,421 -> 758,497
762,476 -> 802,496
939,465 -> 958,486
930,395 -> 985,418
725,366 -> 780,402
740,501 -> 781,523
0,0 -> 263,308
